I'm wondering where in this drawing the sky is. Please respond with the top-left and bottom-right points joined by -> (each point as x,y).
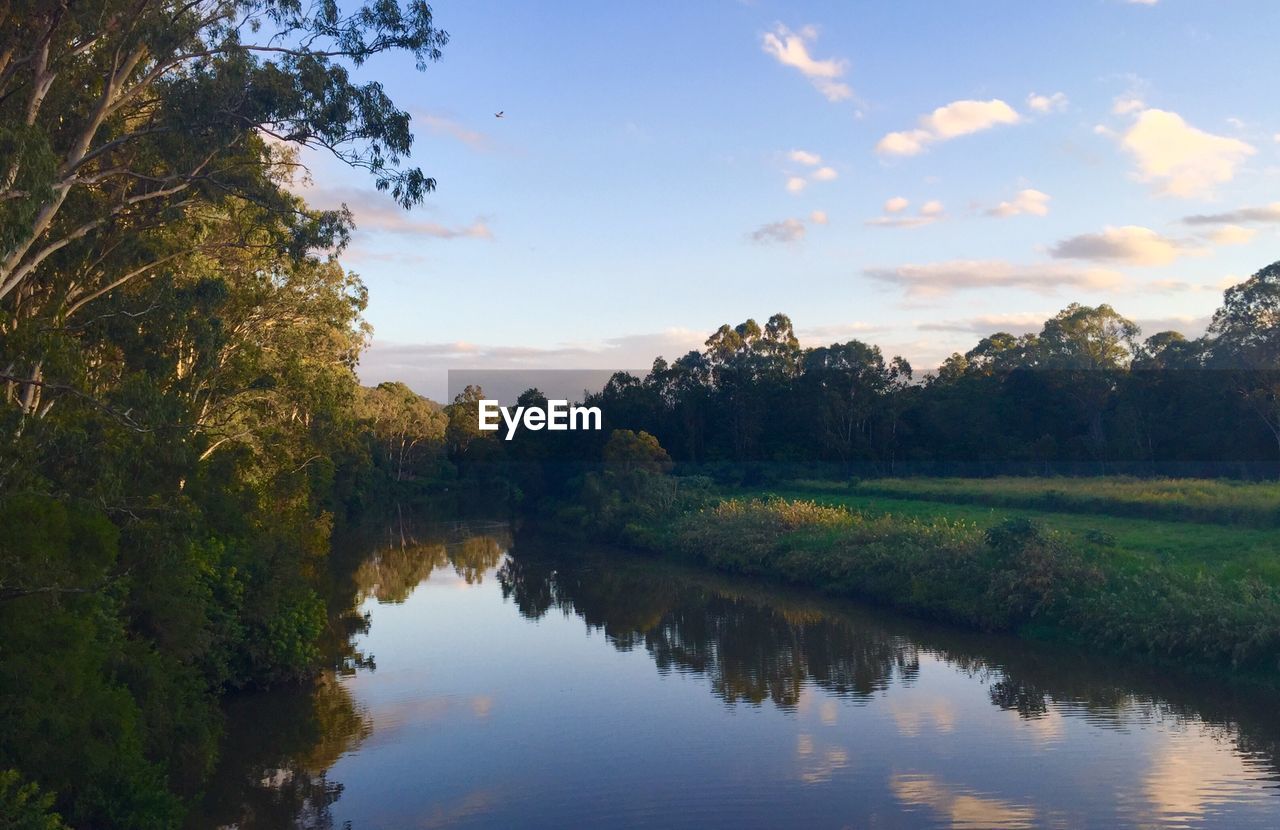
291,0 -> 1280,401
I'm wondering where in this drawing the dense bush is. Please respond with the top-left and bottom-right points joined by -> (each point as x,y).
0,771 -> 69,830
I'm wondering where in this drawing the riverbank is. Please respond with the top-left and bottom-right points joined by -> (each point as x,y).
559,473 -> 1280,682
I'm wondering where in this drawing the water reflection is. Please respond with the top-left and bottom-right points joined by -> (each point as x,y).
193,676 -> 370,829
193,518 -> 1280,828
891,774 -> 1038,829
354,518 -> 508,603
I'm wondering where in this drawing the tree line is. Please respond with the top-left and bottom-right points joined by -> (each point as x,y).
416,261 -> 1280,495
581,265 -> 1280,479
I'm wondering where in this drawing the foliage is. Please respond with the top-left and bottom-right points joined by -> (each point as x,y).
0,770 -> 69,830
358,382 -> 446,482
0,2 -> 453,827
602,429 -> 673,474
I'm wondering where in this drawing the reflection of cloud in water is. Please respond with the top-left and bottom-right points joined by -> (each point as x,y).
889,694 -> 957,737
417,787 -> 502,829
795,732 -> 851,784
360,693 -> 497,750
470,695 -> 494,719
892,773 -> 1037,829
1143,721 -> 1273,823
1015,707 -> 1065,748
794,687 -> 839,726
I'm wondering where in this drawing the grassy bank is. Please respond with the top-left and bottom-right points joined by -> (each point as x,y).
572,472 -> 1280,681
789,476 -> 1280,528
764,485 -> 1280,583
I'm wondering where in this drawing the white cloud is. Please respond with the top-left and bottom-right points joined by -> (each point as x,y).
751,209 -> 830,243
1112,96 -> 1146,115
1049,225 -> 1197,266
868,199 -> 944,228
416,113 -> 493,151
876,99 -> 1020,156
987,188 -> 1051,218
1182,202 -> 1280,226
867,215 -> 938,229
811,166 -> 839,182
919,312 -> 1049,334
1117,109 -> 1256,197
788,149 -> 822,165
786,176 -> 808,193
750,217 -> 807,244
761,25 -> 853,102
302,186 -> 493,239
1206,225 -> 1257,246
1137,315 -> 1211,339
866,259 -> 1124,297
876,130 -> 931,156
798,322 -> 883,344
1127,0 -> 1159,5
1027,92 -> 1068,113
923,100 -> 1021,139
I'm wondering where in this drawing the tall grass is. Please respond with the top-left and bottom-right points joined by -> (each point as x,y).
815,477 -> 1280,527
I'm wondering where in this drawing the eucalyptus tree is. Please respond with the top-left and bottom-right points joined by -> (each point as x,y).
800,340 -> 906,467
1207,261 -> 1280,461
0,0 -> 447,414
1034,304 -> 1140,463
358,382 -> 445,481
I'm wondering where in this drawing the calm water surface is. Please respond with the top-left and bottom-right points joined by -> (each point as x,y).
193,517 -> 1280,829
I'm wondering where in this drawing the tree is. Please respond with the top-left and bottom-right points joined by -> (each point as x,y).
0,0 -> 447,298
1208,261 -> 1280,460
1036,304 -> 1141,463
603,429 -> 673,474
358,382 -> 445,481
1,0 -> 448,412
443,384 -> 491,465
800,340 -> 906,467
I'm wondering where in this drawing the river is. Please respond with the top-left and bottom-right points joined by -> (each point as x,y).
190,516 -> 1280,829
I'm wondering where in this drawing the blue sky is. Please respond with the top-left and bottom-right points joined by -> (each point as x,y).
293,0 -> 1280,399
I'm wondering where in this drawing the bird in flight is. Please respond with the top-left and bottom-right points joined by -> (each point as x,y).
495,111 -> 504,118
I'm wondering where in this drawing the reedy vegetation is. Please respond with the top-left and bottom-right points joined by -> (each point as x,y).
822,476 -> 1280,527
573,481 -> 1280,682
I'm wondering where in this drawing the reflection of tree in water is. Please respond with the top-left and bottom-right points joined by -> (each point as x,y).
450,535 -> 505,584
194,513 -> 511,829
191,675 -> 371,829
498,547 -> 919,708
356,541 -> 449,603
499,539 -> 1280,778
353,516 -> 512,603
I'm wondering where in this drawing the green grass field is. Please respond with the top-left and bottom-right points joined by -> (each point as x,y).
756,481 -> 1280,584
783,476 -> 1280,527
